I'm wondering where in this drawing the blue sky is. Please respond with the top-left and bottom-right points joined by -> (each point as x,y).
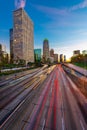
0,0 -> 87,59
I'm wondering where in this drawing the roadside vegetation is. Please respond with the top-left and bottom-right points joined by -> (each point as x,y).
0,61 -> 43,77
71,54 -> 87,69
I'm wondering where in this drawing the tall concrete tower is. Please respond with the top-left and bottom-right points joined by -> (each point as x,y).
43,39 -> 49,61
12,8 -> 34,64
50,49 -> 54,57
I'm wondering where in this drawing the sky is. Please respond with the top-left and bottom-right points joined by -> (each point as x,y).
0,0 -> 87,60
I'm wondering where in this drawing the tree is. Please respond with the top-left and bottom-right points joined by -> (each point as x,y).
71,54 -> 84,63
18,59 -> 26,66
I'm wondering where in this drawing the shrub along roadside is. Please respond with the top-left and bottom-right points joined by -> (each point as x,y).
73,62 -> 87,69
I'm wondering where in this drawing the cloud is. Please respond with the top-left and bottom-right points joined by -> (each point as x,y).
32,1 -> 87,56
31,1 -> 87,29
31,4 -> 68,16
70,0 -> 87,11
74,30 -> 87,36
32,0 -> 87,17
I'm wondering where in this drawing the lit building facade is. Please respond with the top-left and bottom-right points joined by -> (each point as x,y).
43,39 -> 49,61
34,49 -> 41,62
13,8 -> 34,64
50,49 -> 54,57
0,44 -> 6,52
54,54 -> 58,63
0,44 -> 9,63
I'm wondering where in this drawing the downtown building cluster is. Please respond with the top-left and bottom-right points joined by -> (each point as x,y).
9,7 -> 59,65
43,39 -> 58,63
1,4 -> 87,66
43,39 -> 66,63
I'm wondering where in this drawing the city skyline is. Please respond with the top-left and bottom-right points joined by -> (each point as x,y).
0,0 -> 87,60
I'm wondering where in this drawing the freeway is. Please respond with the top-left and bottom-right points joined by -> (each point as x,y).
63,63 -> 87,77
0,67 -> 44,87
0,65 -> 87,130
0,65 -> 55,128
62,64 -> 87,98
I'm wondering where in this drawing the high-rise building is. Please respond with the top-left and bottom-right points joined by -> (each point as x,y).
12,8 -> 34,64
34,49 -> 41,62
54,54 -> 58,63
0,44 -> 6,52
64,55 -> 66,62
50,49 -> 54,57
43,39 -> 49,61
60,54 -> 64,63
10,28 -> 14,63
0,44 -> 9,64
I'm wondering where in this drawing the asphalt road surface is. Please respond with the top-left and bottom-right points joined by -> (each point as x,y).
0,65 -> 87,130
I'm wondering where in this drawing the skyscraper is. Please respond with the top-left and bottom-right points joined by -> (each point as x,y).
60,54 -> 64,63
34,49 -> 41,62
54,54 -> 58,63
43,39 -> 49,61
64,55 -> 66,62
50,49 -> 54,57
12,8 -> 34,64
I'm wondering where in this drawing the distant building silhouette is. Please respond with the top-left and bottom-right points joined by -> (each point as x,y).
54,54 -> 58,63
50,49 -> 54,57
64,55 -> 66,62
43,39 -> 49,61
34,49 -> 41,62
60,54 -> 64,63
73,50 -> 80,56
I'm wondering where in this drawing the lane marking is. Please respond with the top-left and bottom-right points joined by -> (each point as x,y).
42,119 -> 45,130
62,118 -> 65,130
80,120 -> 85,130
51,87 -> 52,93
0,100 -> 25,129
